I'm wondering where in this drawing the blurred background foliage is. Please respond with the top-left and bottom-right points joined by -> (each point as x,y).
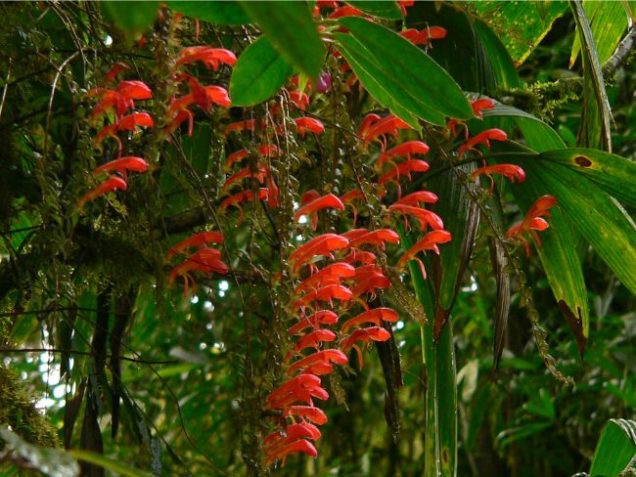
0,1 -> 634,476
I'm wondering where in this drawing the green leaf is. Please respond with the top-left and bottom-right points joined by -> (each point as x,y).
481,102 -> 566,152
472,20 -> 523,89
589,419 -> 636,476
68,450 -> 152,477
101,1 -> 159,37
334,33 -> 434,127
570,0 -> 613,151
346,1 -> 402,19
468,2 -> 568,65
538,148 -> 636,208
167,1 -> 250,25
338,17 -> 473,120
229,37 -> 293,107
571,1 -> 628,66
238,1 -> 325,78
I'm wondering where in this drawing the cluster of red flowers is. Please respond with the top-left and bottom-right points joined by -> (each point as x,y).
166,231 -> 229,295
80,64 -> 153,207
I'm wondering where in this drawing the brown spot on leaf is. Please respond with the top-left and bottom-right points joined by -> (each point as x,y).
574,155 -> 592,167
558,300 -> 587,356
442,447 -> 450,464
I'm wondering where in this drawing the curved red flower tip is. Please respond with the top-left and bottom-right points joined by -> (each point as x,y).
186,77 -> 231,109
389,204 -> 444,232
221,166 -> 269,193
225,149 -> 249,170
348,228 -> 400,249
78,175 -> 127,207
471,164 -> 526,186
166,231 -> 224,261
165,109 -> 194,137
378,159 -> 430,196
176,46 -> 237,70
377,140 -> 430,170
104,62 -> 130,84
168,248 -> 228,295
471,98 -> 496,119
287,329 -> 337,359
293,284 -> 353,310
350,274 -> 391,300
400,26 -> 447,46
458,128 -> 507,157
342,249 -> 377,265
289,91 -> 310,111
117,80 -> 152,101
285,405 -> 328,425
397,229 -> 452,278
289,234 -> 350,274
398,0 -> 415,16
288,310 -> 340,336
224,118 -> 264,136
394,190 -> 438,207
294,262 -> 356,296
117,112 -> 154,131
264,423 -> 321,449
294,193 -> 345,230
341,326 -> 392,368
94,156 -> 149,176
357,113 -> 381,139
505,195 -> 557,256
287,349 -> 349,376
267,375 -> 329,409
361,115 -> 411,147
295,117 -> 325,137
266,374 -> 321,405
341,307 -> 398,334
329,5 -> 363,19
265,438 -> 318,467
301,189 -> 321,205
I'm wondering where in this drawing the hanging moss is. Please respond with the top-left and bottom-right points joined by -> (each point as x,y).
0,366 -> 60,448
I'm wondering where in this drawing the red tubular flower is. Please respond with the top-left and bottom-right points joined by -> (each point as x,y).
104,62 -> 130,84
287,349 -> 348,376
378,159 -> 430,196
361,114 -> 411,147
166,231 -> 224,260
225,144 -> 280,170
265,439 -> 318,466
287,329 -> 337,358
78,175 -> 127,207
176,46 -> 237,70
289,91 -> 310,111
350,273 -> 391,301
288,310 -> 340,335
471,164 -> 526,186
294,193 -> 345,230
458,128 -> 507,157
221,166 -> 269,192
289,234 -> 350,274
294,262 -> 356,295
295,117 -> 325,136
94,156 -> 149,176
328,5 -> 363,18
397,229 -> 452,278
347,228 -> 400,249
376,140 -> 430,170
266,374 -> 323,407
394,190 -> 438,207
471,98 -> 496,118
400,26 -> 447,46
285,405 -> 328,425
219,188 -> 270,224
264,423 -> 322,448
341,308 -> 399,334
187,77 -> 231,109
342,249 -> 377,265
388,204 -> 444,231
340,326 -> 391,367
117,80 -> 153,101
293,284 -> 353,310
506,195 -> 557,256
224,118 -> 264,136
398,0 -> 415,15
340,189 -> 365,224
168,248 -> 229,295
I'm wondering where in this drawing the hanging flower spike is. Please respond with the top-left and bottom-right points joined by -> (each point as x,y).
294,193 -> 345,230
166,230 -> 224,260
397,229 -> 452,278
294,262 -> 356,296
340,326 -> 391,368
458,128 -> 507,157
288,310 -> 340,335
288,234 -> 350,274
394,190 -> 438,207
506,195 -> 557,256
341,308 -> 399,334
221,166 -> 269,193
93,156 -> 149,177
292,284 -> 353,310
78,175 -> 127,207
176,46 -> 237,70
295,117 -> 325,137
376,140 -> 430,170
388,203 -> 444,232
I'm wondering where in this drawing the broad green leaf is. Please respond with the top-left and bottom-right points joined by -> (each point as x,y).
338,17 -> 473,120
238,1 -> 324,78
571,1 -> 628,66
182,123 -> 212,176
101,2 -> 159,37
230,37 -> 293,106
167,1 -> 250,25
334,33 -> 435,127
481,102 -> 566,152
589,419 -> 636,477
472,20 -> 523,89
468,2 -> 568,65
523,158 -> 636,296
68,450 -> 152,477
538,148 -> 636,208
571,0 -> 613,151
346,0 -> 402,19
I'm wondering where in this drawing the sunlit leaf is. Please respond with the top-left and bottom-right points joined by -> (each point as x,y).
589,419 -> 636,476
